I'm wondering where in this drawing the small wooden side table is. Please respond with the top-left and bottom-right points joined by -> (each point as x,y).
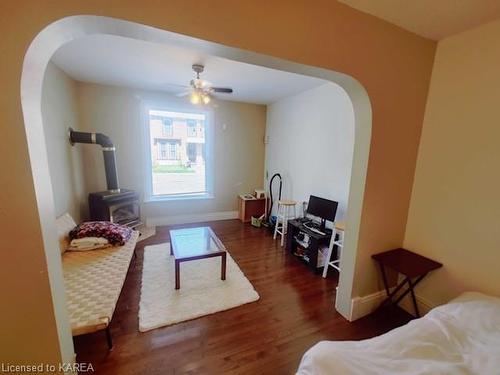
238,196 -> 267,223
372,248 -> 442,317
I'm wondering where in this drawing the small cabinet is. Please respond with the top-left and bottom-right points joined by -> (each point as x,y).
238,196 -> 267,222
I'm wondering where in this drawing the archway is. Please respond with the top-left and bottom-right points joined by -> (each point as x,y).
21,15 -> 372,359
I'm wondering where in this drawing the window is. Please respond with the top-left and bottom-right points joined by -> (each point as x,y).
150,115 -> 173,137
187,119 -> 197,137
156,140 -> 179,160
162,118 -> 173,136
167,141 -> 178,160
157,141 -> 167,159
146,108 -> 212,200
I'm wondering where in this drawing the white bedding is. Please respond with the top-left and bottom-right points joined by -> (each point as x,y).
297,292 -> 500,375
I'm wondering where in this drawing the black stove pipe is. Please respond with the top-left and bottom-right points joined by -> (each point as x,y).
69,128 -> 120,193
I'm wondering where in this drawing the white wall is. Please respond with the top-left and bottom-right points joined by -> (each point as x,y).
41,62 -> 86,222
265,83 -> 355,221
404,18 -> 500,307
76,82 -> 267,223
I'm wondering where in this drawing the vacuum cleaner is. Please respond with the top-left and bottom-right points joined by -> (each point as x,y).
265,173 -> 282,231
249,172 -> 283,229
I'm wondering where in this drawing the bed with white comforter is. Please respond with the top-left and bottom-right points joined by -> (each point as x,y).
297,292 -> 500,375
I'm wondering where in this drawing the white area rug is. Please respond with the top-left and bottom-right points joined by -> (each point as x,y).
137,224 -> 156,242
139,242 -> 260,332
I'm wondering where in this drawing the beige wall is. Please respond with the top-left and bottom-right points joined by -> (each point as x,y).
42,62 -> 86,222
404,19 -> 500,305
0,0 -> 435,364
76,82 -> 266,221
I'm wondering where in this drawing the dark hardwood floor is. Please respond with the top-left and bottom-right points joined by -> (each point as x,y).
74,219 -> 412,374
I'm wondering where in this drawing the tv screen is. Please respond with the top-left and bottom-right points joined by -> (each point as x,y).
307,195 -> 338,223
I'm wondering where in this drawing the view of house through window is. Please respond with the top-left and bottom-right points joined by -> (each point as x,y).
148,109 -> 208,197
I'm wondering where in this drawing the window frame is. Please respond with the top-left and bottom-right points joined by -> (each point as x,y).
142,101 -> 214,202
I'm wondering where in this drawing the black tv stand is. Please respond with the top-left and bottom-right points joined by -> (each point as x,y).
286,219 -> 334,273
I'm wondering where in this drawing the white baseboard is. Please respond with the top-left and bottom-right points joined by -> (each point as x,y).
350,289 -> 436,321
146,210 -> 239,227
350,290 -> 388,321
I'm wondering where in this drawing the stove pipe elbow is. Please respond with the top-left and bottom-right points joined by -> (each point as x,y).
69,128 -> 120,193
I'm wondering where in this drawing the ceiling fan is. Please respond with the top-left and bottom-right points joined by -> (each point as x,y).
175,64 -> 233,104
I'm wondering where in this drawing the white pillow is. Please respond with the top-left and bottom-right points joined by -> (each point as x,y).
55,213 -> 77,254
67,237 -> 110,251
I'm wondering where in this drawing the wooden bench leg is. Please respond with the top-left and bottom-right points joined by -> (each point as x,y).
105,326 -> 113,350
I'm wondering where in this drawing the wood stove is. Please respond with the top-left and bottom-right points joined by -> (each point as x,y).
89,189 -> 141,227
70,129 -> 141,227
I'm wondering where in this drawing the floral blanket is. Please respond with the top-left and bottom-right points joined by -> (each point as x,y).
69,221 -> 132,246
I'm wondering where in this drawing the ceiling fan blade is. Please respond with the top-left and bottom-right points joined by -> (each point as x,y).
212,87 -> 233,94
162,82 -> 190,89
175,91 -> 191,97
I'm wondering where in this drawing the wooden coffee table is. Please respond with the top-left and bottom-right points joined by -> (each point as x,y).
169,226 -> 227,290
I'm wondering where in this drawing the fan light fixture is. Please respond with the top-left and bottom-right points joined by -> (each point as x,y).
177,64 -> 233,105
190,91 -> 200,104
190,89 -> 211,105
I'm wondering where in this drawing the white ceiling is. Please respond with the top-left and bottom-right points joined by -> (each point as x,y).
51,35 -> 326,105
338,0 -> 500,40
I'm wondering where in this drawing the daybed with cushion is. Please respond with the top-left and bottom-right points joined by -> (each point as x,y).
56,213 -> 139,349
297,292 -> 500,375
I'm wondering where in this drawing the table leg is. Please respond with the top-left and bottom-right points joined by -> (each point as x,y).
379,274 -> 426,316
175,259 -> 180,289
378,276 -> 408,310
408,277 -> 420,317
392,274 -> 426,317
379,263 -> 390,295
221,252 -> 226,281
392,274 -> 425,303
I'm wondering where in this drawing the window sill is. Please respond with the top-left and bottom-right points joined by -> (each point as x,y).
144,193 -> 214,203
